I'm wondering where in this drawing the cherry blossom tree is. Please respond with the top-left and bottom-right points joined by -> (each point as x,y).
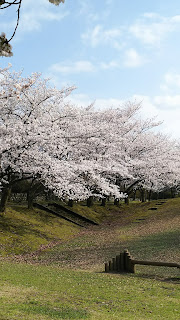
0,0 -> 65,57
119,127 -> 180,202
0,66 -> 125,212
1,66 -> 179,212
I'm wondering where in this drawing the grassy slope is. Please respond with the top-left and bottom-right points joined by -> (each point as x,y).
0,204 -> 80,256
0,199 -> 179,319
32,198 -> 180,275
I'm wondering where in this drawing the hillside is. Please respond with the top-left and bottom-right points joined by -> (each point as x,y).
24,198 -> 180,279
0,198 -> 179,319
1,198 -> 179,279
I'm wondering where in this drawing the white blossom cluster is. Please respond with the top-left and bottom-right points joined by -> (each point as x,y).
0,33 -> 13,57
0,67 -> 180,202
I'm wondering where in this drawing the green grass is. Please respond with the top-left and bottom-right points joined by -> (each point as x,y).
35,198 -> 180,274
0,205 -> 79,256
0,262 -> 179,319
0,198 -> 179,319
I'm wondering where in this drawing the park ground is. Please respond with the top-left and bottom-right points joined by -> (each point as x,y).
0,198 -> 179,319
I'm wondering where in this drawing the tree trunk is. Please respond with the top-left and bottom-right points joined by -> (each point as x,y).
0,187 -> 11,213
101,198 -> 106,207
87,196 -> 93,207
27,191 -> 34,209
171,188 -> 175,198
132,190 -> 136,201
68,199 -> 74,207
148,190 -> 152,201
141,189 -> 145,202
114,198 -> 119,205
124,196 -> 129,205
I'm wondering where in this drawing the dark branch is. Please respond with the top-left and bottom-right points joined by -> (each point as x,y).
7,0 -> 22,42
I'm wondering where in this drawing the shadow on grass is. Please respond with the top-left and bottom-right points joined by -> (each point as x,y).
135,271 -> 180,284
0,214 -> 51,240
10,205 -> 60,225
128,229 -> 180,261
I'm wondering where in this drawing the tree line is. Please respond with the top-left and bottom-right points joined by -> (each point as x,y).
0,66 -> 180,212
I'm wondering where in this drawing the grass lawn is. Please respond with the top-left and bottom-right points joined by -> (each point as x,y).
0,262 -> 179,320
0,198 -> 179,319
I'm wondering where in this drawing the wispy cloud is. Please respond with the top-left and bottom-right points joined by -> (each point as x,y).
133,94 -> 180,138
81,24 -> 123,49
50,60 -> 96,74
77,0 -> 99,22
129,14 -> 180,46
100,60 -> 120,70
2,0 -> 69,37
123,48 -> 147,68
81,12 -> 180,55
21,0 -> 69,32
160,72 -> 180,92
49,58 -> 123,75
154,95 -> 180,109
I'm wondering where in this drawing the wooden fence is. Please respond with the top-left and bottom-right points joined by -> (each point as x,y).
105,249 -> 180,273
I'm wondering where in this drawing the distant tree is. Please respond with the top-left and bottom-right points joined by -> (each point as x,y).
0,0 -> 65,57
121,130 -> 180,203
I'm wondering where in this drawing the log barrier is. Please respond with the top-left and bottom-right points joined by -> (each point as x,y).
105,249 -> 180,274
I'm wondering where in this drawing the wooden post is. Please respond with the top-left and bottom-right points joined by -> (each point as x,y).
104,250 -> 179,274
126,255 -> 135,273
120,252 -> 124,271
116,255 -> 120,272
112,258 -> 116,271
126,254 -> 131,272
124,249 -> 129,272
129,259 -> 136,273
132,260 -> 180,268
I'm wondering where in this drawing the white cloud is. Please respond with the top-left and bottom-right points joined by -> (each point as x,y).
100,60 -> 120,70
160,72 -> 180,93
50,60 -> 96,74
81,12 -> 180,53
77,0 -> 99,22
154,95 -> 180,108
13,0 -> 69,34
81,24 -> 123,48
49,58 -> 122,76
123,48 -> 147,68
129,14 -> 180,46
129,95 -> 180,138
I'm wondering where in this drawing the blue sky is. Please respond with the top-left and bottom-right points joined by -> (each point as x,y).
1,0 -> 180,138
